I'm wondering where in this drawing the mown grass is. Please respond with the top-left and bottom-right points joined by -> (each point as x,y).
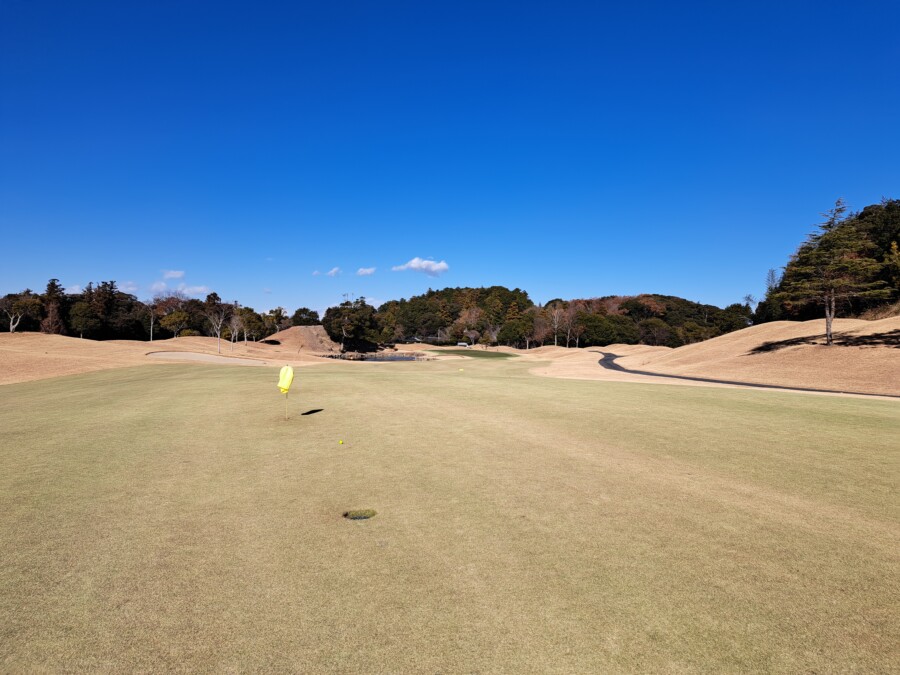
0,358 -> 898,672
429,348 -> 517,358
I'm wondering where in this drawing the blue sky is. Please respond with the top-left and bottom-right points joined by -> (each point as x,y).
2,1 -> 898,315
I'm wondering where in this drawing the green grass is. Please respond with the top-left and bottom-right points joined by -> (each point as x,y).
428,348 -> 517,358
1,358 -> 898,672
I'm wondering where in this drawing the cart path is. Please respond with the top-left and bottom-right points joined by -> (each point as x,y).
595,351 -> 900,400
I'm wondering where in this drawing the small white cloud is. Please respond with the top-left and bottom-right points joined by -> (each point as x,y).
357,267 -> 376,276
162,270 -> 185,280
66,284 -> 82,294
178,284 -> 210,296
263,288 -> 272,294
392,257 -> 449,277
150,281 -> 168,293
326,267 -> 341,277
120,281 -> 138,293
312,270 -> 321,276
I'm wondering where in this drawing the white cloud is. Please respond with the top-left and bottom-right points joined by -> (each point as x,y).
179,284 -> 210,296
356,267 -> 376,276
66,284 -> 82,294
392,257 -> 449,277
312,270 -> 321,276
151,281 -> 167,293
263,288 -> 272,294
326,267 -> 341,277
162,270 -> 185,280
120,281 -> 138,293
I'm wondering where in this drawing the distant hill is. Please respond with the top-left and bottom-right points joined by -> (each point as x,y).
370,288 -> 751,348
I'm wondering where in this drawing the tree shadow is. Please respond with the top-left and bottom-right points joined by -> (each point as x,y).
750,330 -> 900,353
301,408 -> 324,416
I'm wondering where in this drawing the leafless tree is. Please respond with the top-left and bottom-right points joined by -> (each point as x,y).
228,309 -> 244,352
573,322 -> 585,348
561,304 -> 580,347
202,293 -> 230,354
142,299 -> 159,341
547,302 -> 565,346
527,307 -> 551,348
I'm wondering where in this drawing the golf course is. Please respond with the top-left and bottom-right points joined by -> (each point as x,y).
2,356 -> 897,672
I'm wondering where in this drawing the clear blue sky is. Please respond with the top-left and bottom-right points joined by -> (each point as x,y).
2,1 -> 898,315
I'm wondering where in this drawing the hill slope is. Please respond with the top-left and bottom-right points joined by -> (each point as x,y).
614,317 -> 900,396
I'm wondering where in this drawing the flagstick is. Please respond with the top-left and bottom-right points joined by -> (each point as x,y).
284,392 -> 288,420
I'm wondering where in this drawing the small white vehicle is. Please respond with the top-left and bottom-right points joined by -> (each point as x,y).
456,342 -> 471,348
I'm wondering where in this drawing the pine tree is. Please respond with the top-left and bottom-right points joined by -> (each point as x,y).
776,200 -> 890,345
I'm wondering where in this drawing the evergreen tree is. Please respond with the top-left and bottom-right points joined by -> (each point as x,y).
322,298 -> 379,351
776,200 -> 891,344
69,301 -> 102,338
291,307 -> 321,326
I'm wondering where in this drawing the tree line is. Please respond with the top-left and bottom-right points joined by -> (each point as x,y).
0,282 -> 320,353
1,278 -> 752,352
322,288 -> 753,351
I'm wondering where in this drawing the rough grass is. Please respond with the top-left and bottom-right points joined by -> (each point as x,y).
1,358 -> 898,672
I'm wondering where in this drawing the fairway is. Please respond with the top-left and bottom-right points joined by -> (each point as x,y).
1,358 -> 898,672
428,348 -> 518,358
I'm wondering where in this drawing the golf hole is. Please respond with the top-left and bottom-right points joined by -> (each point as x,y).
343,509 -> 377,520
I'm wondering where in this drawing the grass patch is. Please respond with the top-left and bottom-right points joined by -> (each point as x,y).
0,359 -> 898,671
429,348 -> 517,358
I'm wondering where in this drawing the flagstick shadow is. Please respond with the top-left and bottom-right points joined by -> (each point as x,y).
301,409 -> 324,416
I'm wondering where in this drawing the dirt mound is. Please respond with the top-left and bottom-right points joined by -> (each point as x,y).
264,326 -> 339,353
0,327 -> 340,386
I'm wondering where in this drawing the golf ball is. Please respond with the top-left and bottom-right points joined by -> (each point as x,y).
339,440 -> 343,444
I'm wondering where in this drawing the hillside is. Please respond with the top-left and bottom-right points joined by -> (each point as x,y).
3,320 -> 897,396
614,317 -> 900,396
0,327 -> 340,386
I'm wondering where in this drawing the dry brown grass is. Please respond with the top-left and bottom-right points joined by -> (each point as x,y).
3,317 -> 899,397
615,317 -> 900,396
0,327 -> 338,386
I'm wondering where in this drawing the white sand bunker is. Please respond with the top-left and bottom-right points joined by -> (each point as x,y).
147,351 -> 265,366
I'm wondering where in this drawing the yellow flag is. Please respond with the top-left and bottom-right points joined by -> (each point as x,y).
277,365 -> 294,394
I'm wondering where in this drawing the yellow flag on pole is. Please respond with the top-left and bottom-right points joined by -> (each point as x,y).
277,365 -> 294,394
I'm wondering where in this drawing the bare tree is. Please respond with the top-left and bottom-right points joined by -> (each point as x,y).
561,304 -> 580,347
573,322 -> 585,348
143,299 -> 159,341
547,302 -> 565,346
228,308 -> 244,352
202,293 -> 230,354
480,322 -> 500,348
526,306 -> 550,349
